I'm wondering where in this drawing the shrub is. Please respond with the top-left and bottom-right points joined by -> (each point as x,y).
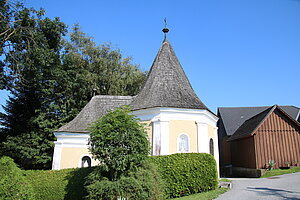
0,156 -> 35,200
151,153 -> 218,198
25,167 -> 93,200
89,106 -> 150,181
85,160 -> 163,200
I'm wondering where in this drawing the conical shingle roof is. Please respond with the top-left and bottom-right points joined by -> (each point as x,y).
130,39 -> 209,111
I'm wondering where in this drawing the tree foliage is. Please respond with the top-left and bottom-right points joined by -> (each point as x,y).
85,161 -> 163,200
0,1 -> 67,169
89,106 -> 150,181
87,107 -> 163,199
0,1 -> 146,169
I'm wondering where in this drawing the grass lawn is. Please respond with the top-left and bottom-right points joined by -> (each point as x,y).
261,166 -> 300,178
219,178 -> 231,182
173,188 -> 228,200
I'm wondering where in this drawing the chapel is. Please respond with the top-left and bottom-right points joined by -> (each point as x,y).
52,27 -> 219,171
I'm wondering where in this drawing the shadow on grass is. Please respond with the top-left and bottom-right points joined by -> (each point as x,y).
64,167 -> 94,200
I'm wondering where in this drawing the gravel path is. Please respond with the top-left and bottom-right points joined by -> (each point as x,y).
216,172 -> 300,200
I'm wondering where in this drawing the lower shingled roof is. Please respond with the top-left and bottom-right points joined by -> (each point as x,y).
56,95 -> 133,133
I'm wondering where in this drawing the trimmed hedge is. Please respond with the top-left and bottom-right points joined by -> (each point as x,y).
85,160 -> 163,200
2,153 -> 217,199
24,167 -> 93,200
151,153 -> 218,199
0,156 -> 35,200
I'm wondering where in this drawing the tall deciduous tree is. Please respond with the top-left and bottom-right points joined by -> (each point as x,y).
0,1 -> 146,169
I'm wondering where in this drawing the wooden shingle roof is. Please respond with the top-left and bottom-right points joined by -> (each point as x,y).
56,95 -> 132,133
57,36 -> 214,133
130,39 -> 209,111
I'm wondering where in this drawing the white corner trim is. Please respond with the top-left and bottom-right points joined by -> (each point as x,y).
52,143 -> 62,170
296,110 -> 300,122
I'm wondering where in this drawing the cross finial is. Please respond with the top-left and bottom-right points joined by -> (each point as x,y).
162,17 -> 169,40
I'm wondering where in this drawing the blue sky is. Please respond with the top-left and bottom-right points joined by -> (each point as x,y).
1,0 -> 299,113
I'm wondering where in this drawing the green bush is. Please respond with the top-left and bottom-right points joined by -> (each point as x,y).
0,156 -> 35,200
86,160 -> 163,200
151,153 -> 218,199
89,106 -> 150,181
25,167 -> 93,200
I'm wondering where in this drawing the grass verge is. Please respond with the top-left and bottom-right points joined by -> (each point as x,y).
219,178 -> 231,182
173,188 -> 228,200
261,166 -> 300,178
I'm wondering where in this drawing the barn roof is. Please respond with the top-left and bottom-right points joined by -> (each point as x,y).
56,95 -> 133,133
218,105 -> 300,137
222,105 -> 300,141
227,107 -> 273,141
130,38 -> 209,111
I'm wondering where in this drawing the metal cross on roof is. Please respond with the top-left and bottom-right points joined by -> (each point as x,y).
162,17 -> 169,40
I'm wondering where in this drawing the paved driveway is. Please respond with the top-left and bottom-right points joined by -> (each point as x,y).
216,172 -> 300,200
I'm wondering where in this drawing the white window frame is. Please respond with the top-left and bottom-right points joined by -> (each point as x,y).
177,133 -> 190,153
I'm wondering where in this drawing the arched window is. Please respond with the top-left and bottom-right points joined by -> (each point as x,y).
81,156 -> 91,168
209,138 -> 214,156
178,134 -> 189,153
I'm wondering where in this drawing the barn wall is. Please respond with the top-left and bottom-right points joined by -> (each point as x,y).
223,137 -> 231,164
254,110 -> 300,169
231,137 -> 256,168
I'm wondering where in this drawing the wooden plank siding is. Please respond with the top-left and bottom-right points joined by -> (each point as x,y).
223,137 -> 231,164
254,110 -> 300,169
231,137 -> 256,168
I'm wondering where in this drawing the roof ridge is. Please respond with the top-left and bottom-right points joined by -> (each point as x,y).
243,106 -> 274,123
227,106 -> 275,141
218,106 -> 271,109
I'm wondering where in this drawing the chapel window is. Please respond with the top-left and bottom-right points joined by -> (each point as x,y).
209,138 -> 214,156
81,156 -> 91,168
178,134 -> 189,153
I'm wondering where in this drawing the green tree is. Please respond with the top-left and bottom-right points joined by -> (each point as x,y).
0,1 -> 146,170
89,106 -> 150,181
62,24 -> 146,97
0,1 -> 67,169
86,107 -> 163,200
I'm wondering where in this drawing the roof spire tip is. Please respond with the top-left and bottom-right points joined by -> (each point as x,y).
162,17 -> 169,40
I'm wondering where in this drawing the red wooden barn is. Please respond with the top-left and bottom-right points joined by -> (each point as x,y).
218,105 -> 300,173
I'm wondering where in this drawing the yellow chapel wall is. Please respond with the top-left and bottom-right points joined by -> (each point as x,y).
58,121 -> 152,170
60,147 -> 96,169
141,121 -> 152,143
169,120 -> 197,154
208,125 -> 215,139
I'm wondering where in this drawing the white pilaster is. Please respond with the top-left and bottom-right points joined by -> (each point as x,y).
152,119 -> 169,155
160,120 -> 169,155
196,121 -> 209,153
214,127 -> 220,177
152,120 -> 161,155
52,142 -> 62,170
